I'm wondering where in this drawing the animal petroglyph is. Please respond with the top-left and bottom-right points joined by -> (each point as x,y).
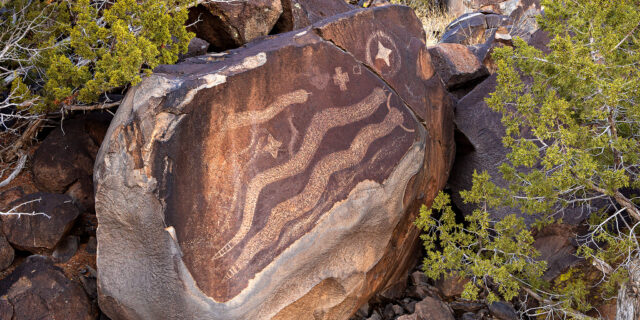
365,31 -> 401,78
220,89 -> 310,131
229,99 -> 406,275
212,87 -> 389,260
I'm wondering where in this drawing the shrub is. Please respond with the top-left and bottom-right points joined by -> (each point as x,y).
0,0 -> 193,161
418,0 -> 640,318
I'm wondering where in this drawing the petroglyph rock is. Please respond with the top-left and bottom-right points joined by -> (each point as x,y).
95,5 -> 453,320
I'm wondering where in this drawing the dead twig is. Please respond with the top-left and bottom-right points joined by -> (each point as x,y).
63,100 -> 121,111
0,153 -> 26,188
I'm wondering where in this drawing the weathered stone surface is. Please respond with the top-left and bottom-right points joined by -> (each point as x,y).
95,5 -> 453,320
532,224 -> 581,281
435,274 -> 470,298
31,114 -> 111,210
468,26 -> 513,74
414,296 -> 455,320
0,232 -> 13,271
441,12 -> 509,45
0,255 -> 95,319
2,192 -> 80,252
275,0 -> 355,33
189,0 -> 282,50
488,301 -> 518,320
52,235 -> 80,263
178,37 -> 210,60
428,43 -> 489,90
445,0 -> 540,19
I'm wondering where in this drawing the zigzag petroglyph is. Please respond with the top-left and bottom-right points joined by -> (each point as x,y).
227,102 -> 406,278
212,87 -> 388,260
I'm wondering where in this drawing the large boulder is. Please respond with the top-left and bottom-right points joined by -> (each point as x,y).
94,5 -> 453,320
0,255 -> 95,320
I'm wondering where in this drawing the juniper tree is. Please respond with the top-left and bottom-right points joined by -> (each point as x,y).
0,0 -> 193,175
417,0 -> 640,319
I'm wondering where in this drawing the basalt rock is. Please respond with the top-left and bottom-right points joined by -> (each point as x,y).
0,255 -> 95,320
428,43 -> 489,95
2,192 -> 80,253
95,5 -> 453,320
187,0 -> 283,51
445,0 -> 541,20
274,0 -> 355,33
31,114 -> 111,211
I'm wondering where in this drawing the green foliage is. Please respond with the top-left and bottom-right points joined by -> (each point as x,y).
418,0 -> 640,316
417,186 -> 546,304
2,0 -> 194,112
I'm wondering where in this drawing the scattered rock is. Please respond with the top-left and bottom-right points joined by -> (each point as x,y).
179,37 -> 210,60
95,5 -> 453,319
356,302 -> 372,317
85,236 -> 97,254
31,114 -> 110,210
275,0 -> 355,33
397,314 -> 416,320
52,235 -> 79,263
367,311 -> 383,320
410,270 -> 429,286
0,187 -> 24,210
414,296 -> 455,320
0,233 -> 14,271
383,304 -> 396,319
435,274 -> 469,298
428,43 -> 489,94
461,312 -> 478,320
450,300 -> 485,313
392,304 -> 405,316
379,278 -> 409,301
187,0 -> 282,50
532,224 -> 581,281
0,255 -> 95,320
441,12 -> 509,45
404,300 -> 417,314
2,193 -> 80,253
488,301 -> 518,320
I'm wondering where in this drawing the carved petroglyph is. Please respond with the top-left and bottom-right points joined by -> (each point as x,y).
365,31 -> 401,78
263,134 -> 282,158
230,97 -> 406,274
212,87 -> 388,260
376,42 -> 392,66
220,90 -> 310,131
332,67 -> 349,91
353,64 -> 362,75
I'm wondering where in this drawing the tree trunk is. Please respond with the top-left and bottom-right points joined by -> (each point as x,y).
616,258 -> 640,320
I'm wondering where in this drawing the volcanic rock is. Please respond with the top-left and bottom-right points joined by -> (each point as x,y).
2,192 -> 80,253
0,233 -> 13,271
187,0 -> 282,51
428,43 -> 489,91
0,255 -> 95,319
31,114 -> 111,211
94,4 -> 453,320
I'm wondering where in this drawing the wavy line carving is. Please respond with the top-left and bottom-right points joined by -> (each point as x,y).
213,87 -> 388,260
227,104 -> 405,277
